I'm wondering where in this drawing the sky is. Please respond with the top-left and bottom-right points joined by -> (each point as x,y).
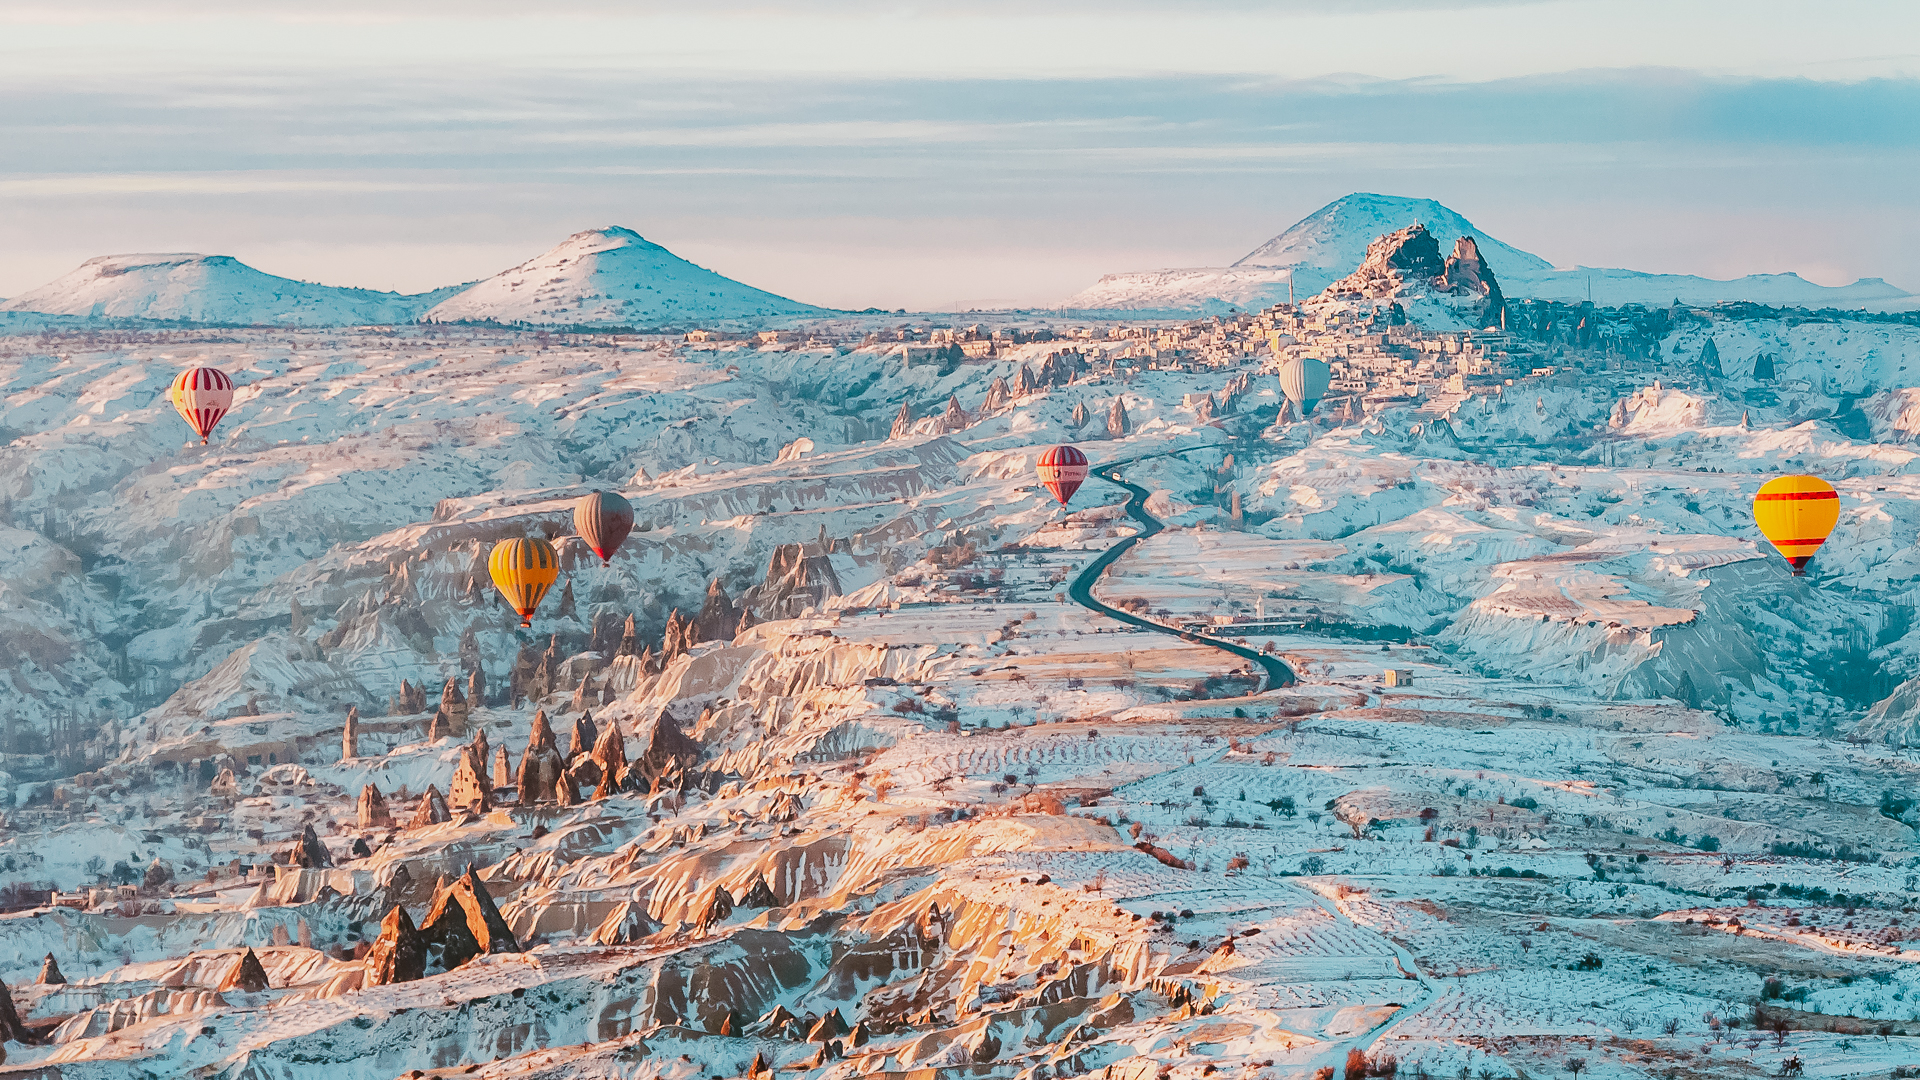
2,0 -> 1918,310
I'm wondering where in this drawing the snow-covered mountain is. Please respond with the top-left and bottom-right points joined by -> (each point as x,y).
424,226 -> 827,327
1065,191 -> 1912,313
0,253 -> 465,326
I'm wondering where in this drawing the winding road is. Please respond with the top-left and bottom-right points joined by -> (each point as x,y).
1066,454 -> 1295,691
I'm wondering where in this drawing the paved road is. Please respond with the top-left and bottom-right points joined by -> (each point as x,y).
1066,455 -> 1296,691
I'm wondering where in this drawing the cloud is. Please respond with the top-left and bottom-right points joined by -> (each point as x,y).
1,64 -> 1915,307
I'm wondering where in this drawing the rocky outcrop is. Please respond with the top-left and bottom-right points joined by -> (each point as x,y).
390,679 -> 427,716
695,886 -> 734,935
629,709 -> 703,790
742,543 -> 842,621
693,579 -> 740,644
219,948 -> 270,992
0,978 -> 39,1043
1106,398 -> 1130,439
37,953 -> 64,985
1439,235 -> 1503,308
407,785 -> 451,829
569,712 -> 599,759
591,901 -> 655,945
1323,223 -> 1446,299
591,721 -> 629,799
517,710 -> 569,804
341,705 -> 360,761
440,677 -> 468,734
363,905 -> 426,985
738,876 -> 779,909
1852,676 -> 1920,747
1320,224 -> 1504,325
286,823 -> 333,868
421,867 -> 519,971
981,377 -> 1010,414
357,784 -> 391,828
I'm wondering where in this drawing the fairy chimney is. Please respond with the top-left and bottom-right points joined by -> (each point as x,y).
363,905 -> 426,985
440,677 -> 468,734
340,705 -> 360,761
569,712 -> 599,760
220,948 -> 270,992
357,784 -> 392,828
407,785 -> 451,829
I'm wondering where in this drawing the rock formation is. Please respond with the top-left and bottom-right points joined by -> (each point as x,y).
286,824 -> 333,868
36,953 -> 64,985
742,544 -> 842,621
220,948 -> 270,992
628,709 -> 704,790
492,745 -> 513,790
591,901 -> 655,945
357,784 -> 391,828
0,978 -> 38,1044
695,885 -> 734,934
407,785 -> 451,829
1106,397 -> 1130,439
340,705 -> 360,761
449,752 -> 488,812
516,710 -> 569,804
591,721 -> 628,799
421,867 -> 519,971
363,905 -> 426,985
440,677 -> 468,734
981,377 -> 1009,413
693,578 -> 740,643
738,875 -> 779,909
569,712 -> 599,760
391,679 -> 427,716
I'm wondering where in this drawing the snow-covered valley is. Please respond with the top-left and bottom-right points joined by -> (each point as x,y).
4,246 -> 1920,1080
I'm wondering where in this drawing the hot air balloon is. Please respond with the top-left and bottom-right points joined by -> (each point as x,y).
573,490 -> 634,567
1278,355 -> 1330,417
488,537 -> 559,627
1752,475 -> 1839,576
168,366 -> 235,444
1036,444 -> 1089,506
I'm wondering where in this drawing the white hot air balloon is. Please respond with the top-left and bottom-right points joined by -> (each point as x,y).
1278,355 -> 1330,417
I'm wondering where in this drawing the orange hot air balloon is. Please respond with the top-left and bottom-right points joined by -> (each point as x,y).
488,537 -> 560,627
168,366 -> 235,444
573,490 -> 634,567
1036,444 -> 1089,506
1752,474 -> 1840,576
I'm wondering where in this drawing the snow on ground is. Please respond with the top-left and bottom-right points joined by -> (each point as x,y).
3,299 -> 1920,1079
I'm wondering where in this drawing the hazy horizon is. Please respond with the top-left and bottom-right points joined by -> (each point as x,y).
4,0 -> 1917,310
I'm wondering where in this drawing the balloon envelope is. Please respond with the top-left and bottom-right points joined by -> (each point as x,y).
169,367 -> 234,444
1037,444 -> 1089,506
1752,474 -> 1839,575
488,537 -> 560,626
574,490 -> 635,566
1278,356 -> 1330,417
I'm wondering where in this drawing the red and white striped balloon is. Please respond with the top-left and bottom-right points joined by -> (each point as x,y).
1036,444 -> 1089,506
168,367 -> 235,444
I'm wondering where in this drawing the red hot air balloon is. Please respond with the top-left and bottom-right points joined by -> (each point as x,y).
574,490 -> 635,567
1036,444 -> 1089,506
168,367 -> 235,444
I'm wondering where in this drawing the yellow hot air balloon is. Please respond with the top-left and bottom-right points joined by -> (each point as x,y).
488,537 -> 559,626
1752,474 -> 1839,576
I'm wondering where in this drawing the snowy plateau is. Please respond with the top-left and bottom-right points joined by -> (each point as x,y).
7,215 -> 1920,1080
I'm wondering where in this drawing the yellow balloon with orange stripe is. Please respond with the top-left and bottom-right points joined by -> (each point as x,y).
488,537 -> 560,626
1752,475 -> 1839,576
